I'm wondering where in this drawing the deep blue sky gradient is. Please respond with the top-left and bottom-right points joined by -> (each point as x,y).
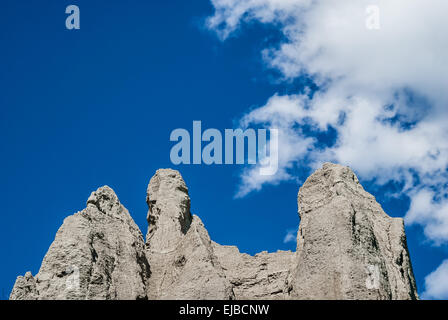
0,1 -> 446,299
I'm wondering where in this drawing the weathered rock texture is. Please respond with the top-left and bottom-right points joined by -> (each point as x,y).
10,163 -> 418,300
145,169 -> 234,299
287,163 -> 418,299
10,186 -> 150,300
213,243 -> 293,299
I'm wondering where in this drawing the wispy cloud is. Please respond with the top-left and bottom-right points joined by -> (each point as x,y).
283,229 -> 297,244
421,259 -> 448,300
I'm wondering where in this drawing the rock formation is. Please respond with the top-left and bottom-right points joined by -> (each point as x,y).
10,186 -> 150,300
10,163 -> 418,300
213,244 -> 293,299
145,169 -> 233,299
287,163 -> 418,299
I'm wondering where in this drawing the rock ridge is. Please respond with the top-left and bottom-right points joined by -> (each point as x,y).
10,163 -> 418,300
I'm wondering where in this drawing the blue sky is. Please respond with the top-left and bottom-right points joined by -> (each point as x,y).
1,1 -> 447,299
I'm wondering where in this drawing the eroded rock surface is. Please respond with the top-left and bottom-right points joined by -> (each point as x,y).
287,163 -> 418,299
10,186 -> 150,300
145,169 -> 234,299
9,272 -> 39,300
11,163 -> 418,300
213,243 -> 293,299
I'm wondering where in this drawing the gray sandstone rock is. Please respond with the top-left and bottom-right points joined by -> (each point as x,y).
10,186 -> 150,300
10,163 -> 418,300
145,169 -> 234,299
9,272 -> 39,300
287,163 -> 418,299
212,243 -> 293,299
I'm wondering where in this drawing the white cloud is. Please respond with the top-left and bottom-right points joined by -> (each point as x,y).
236,94 -> 315,197
406,188 -> 448,245
421,260 -> 448,300
283,229 -> 297,244
207,0 -> 310,40
207,0 -> 448,247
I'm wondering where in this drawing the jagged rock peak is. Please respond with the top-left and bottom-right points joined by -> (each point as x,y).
10,185 -> 150,300
289,162 -> 418,300
144,169 -> 234,299
86,185 -> 122,216
146,169 -> 192,251
146,169 -> 189,204
298,162 -> 367,218
9,272 -> 38,300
